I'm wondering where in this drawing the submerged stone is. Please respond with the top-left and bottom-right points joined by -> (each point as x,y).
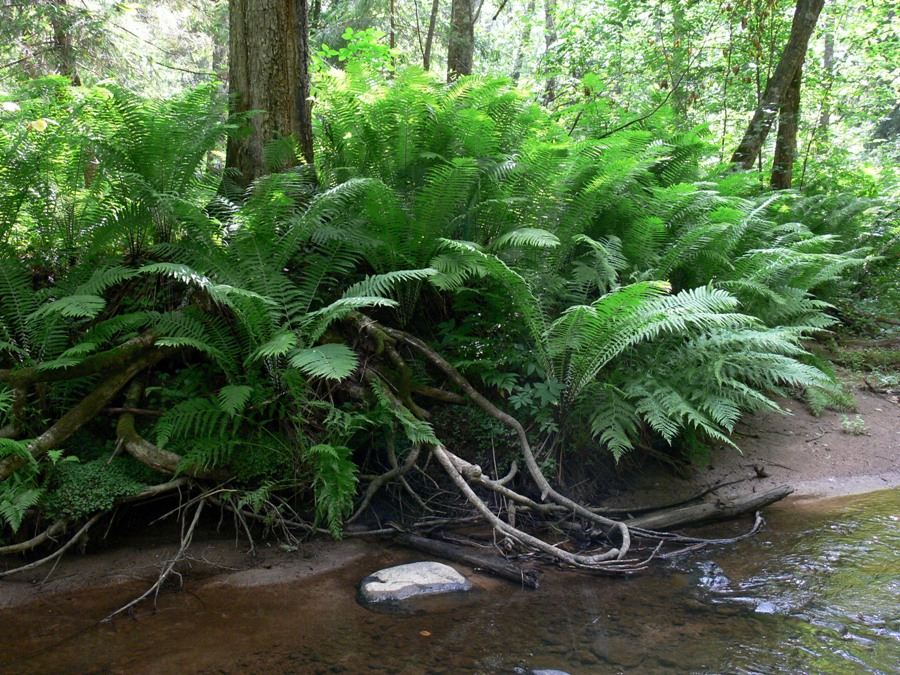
358,561 -> 472,603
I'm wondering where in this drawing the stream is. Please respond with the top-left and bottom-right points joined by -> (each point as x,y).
1,488 -> 897,674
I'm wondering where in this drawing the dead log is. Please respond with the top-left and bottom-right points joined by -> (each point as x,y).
623,485 -> 793,531
396,532 -> 540,588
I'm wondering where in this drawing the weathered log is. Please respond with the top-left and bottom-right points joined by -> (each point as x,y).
395,532 -> 540,588
623,485 -> 794,531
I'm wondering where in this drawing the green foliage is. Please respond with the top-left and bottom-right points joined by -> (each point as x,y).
303,444 -> 359,539
0,58 -> 889,546
44,458 -> 148,522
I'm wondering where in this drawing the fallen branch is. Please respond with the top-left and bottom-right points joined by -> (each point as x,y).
0,346 -> 173,481
396,532 -> 539,588
622,485 -> 793,531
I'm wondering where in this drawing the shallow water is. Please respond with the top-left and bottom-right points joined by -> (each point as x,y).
1,489 -> 897,674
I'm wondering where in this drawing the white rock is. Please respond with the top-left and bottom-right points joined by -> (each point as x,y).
358,561 -> 472,603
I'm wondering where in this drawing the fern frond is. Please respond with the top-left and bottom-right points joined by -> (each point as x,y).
289,344 -> 358,381
304,443 -> 358,539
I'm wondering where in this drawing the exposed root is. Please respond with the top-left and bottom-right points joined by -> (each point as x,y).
102,498 -> 206,622
1,479 -> 188,578
0,514 -> 103,578
372,321 -> 632,559
116,381 -> 229,481
431,443 -> 633,570
348,440 -> 422,524
0,518 -> 67,556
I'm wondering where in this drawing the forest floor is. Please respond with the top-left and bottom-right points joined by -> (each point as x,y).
1,367 -> 898,612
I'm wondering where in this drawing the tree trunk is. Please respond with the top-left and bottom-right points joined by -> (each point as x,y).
423,0 -> 440,71
770,64 -> 803,189
226,0 -> 314,188
543,0 -> 557,105
49,0 -> 81,85
447,0 -> 474,81
817,27 -> 833,138
730,0 -> 824,169
389,0 -> 396,50
873,103 -> 900,143
510,0 -> 536,83
670,2 -> 688,123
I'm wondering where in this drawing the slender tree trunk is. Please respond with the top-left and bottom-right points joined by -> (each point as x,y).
447,0 -> 474,81
226,0 -> 314,187
770,64 -> 803,189
510,0 -> 536,83
730,0 -> 824,169
670,2 -> 688,123
543,0 -> 557,104
49,0 -> 81,85
389,0 -> 396,50
817,28 -> 833,138
423,0 -> 440,71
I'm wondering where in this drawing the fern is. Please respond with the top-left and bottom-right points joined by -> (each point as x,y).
303,443 -> 358,539
289,344 -> 359,381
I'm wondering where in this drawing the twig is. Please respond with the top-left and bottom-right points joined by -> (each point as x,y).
805,426 -> 828,442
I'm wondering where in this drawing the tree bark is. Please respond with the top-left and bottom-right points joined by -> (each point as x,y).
817,27 -> 833,138
447,0 -> 474,81
730,0 -> 824,169
510,0 -> 535,83
423,0 -> 440,71
226,0 -> 314,188
49,0 -> 81,85
770,64 -> 803,189
543,0 -> 557,105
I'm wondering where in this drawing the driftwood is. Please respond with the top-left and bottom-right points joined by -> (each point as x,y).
396,532 -> 540,588
623,485 -> 793,531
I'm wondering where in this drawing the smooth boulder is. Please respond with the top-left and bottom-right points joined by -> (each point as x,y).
358,561 -> 472,603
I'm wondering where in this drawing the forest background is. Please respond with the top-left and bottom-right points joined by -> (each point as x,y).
0,0 -> 898,573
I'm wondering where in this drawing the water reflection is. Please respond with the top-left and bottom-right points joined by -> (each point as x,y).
1,489 -> 897,674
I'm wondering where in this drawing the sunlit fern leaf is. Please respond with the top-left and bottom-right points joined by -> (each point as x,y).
0,484 -> 43,533
35,356 -> 84,371
155,336 -> 225,362
587,384 -> 641,462
340,269 -> 437,300
368,379 -> 440,446
489,228 -> 560,251
154,397 -> 232,449
303,296 -> 398,344
289,344 -> 358,381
